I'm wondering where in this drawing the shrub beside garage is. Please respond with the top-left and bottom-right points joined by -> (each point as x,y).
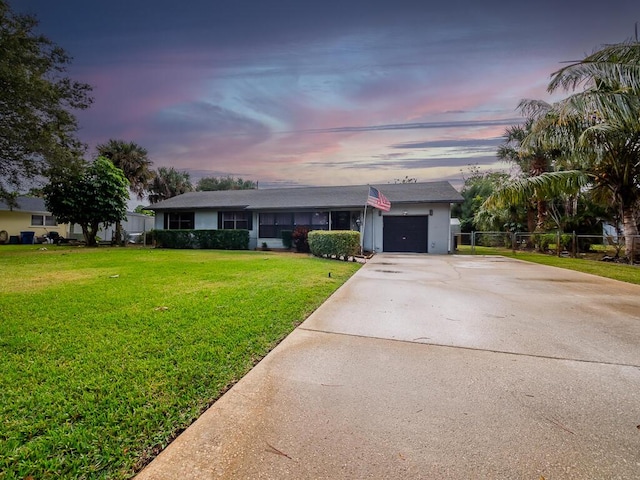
308,230 -> 360,260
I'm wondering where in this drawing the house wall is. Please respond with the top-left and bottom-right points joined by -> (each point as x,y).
0,211 -> 68,242
155,211 -> 260,249
362,203 -> 452,254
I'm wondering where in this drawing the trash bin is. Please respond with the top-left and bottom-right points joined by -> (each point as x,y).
20,231 -> 35,244
9,235 -> 19,244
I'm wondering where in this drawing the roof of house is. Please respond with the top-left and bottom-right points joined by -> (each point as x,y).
148,181 -> 463,211
0,196 -> 50,213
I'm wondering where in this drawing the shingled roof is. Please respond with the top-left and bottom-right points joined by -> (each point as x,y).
148,181 -> 462,211
0,196 -> 50,213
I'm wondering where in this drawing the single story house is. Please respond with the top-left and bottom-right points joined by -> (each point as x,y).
148,181 -> 463,254
0,196 -> 68,243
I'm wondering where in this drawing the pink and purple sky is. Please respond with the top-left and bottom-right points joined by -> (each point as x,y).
14,0 -> 639,189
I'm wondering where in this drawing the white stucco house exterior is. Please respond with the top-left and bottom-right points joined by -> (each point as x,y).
147,182 -> 463,254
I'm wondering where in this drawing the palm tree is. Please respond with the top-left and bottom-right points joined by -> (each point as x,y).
487,40 -> 640,257
497,114 -> 560,232
148,167 -> 194,204
96,139 -> 154,245
96,140 -> 154,200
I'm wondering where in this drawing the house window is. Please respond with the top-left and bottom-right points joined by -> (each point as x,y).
220,211 -> 252,230
164,212 -> 195,229
31,214 -> 57,226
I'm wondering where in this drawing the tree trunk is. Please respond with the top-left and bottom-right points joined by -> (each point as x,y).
531,155 -> 548,232
536,198 -> 547,231
622,206 -> 639,258
114,220 -> 123,246
81,222 -> 99,246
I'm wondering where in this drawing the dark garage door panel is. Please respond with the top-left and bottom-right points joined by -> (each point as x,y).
383,216 -> 428,253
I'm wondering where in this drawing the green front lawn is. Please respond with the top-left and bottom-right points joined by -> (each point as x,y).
456,245 -> 640,285
0,246 -> 360,479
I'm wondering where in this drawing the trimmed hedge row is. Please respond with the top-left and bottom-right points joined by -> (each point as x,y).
308,230 -> 360,260
153,229 -> 249,250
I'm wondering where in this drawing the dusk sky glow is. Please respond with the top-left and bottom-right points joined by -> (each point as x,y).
14,0 -> 640,189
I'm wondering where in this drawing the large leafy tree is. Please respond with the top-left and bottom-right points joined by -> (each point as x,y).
196,176 -> 256,191
148,167 -> 193,203
452,167 -> 513,232
0,1 -> 92,205
487,40 -> 640,257
96,139 -> 154,244
43,157 -> 129,246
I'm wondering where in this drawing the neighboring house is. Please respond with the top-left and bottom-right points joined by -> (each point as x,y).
148,182 -> 463,254
68,213 -> 155,243
0,196 -> 68,243
0,196 -> 154,244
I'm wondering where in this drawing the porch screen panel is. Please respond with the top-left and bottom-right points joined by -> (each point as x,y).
259,213 -> 293,238
311,212 -> 329,227
259,212 -> 329,238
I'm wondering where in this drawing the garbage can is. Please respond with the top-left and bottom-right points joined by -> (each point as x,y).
20,231 -> 35,244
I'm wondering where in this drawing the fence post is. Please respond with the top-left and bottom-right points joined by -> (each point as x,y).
572,231 -> 576,258
557,231 -> 561,257
471,231 -> 475,254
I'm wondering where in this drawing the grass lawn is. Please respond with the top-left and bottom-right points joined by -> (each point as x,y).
456,245 -> 640,285
0,246 -> 360,479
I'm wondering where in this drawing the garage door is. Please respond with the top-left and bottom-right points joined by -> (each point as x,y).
383,216 -> 428,253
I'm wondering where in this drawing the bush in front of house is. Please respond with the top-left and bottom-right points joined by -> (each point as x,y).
292,227 -> 310,252
153,229 -> 249,249
281,230 -> 293,249
308,230 -> 360,260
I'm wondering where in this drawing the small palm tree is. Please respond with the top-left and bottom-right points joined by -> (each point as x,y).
497,114 -> 561,232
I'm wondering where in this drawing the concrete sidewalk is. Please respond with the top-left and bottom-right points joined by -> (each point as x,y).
136,254 -> 640,479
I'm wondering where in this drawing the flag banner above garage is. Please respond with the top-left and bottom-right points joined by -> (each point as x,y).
366,186 -> 391,211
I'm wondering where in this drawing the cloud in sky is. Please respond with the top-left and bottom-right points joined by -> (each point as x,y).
13,0 -> 640,188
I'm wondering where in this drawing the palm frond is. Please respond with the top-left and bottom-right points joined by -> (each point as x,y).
549,41 -> 640,93
484,170 -> 591,210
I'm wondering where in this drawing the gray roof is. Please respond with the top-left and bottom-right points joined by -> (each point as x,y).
148,181 -> 463,211
0,196 -> 49,213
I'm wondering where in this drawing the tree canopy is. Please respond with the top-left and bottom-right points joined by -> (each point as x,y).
0,1 -> 92,204
487,39 -> 640,256
148,167 -> 194,203
96,139 -> 154,245
196,176 -> 256,191
96,139 -> 153,200
452,167 -> 514,232
43,157 -> 129,246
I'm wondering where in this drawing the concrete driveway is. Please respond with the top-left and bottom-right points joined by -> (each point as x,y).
137,254 -> 640,479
